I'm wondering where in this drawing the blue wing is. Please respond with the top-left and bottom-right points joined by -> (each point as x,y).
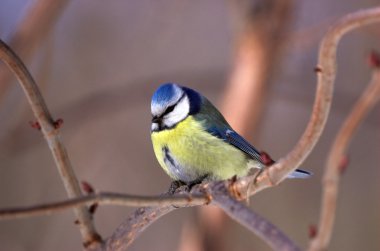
207,126 -> 263,163
193,97 -> 311,179
194,97 -> 262,163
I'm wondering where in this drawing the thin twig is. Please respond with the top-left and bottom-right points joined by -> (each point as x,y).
308,68 -> 380,251
234,6 -> 380,198
0,40 -> 101,248
0,192 -> 207,220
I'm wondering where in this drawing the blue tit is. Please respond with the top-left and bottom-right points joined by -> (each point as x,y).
150,83 -> 311,185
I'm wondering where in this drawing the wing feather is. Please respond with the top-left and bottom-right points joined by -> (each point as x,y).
225,129 -> 262,163
205,125 -> 262,163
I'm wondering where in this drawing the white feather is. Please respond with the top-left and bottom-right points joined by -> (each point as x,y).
151,122 -> 159,131
163,95 -> 190,127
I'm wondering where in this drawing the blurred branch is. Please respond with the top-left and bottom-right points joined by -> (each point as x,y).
177,219 -> 203,251
308,56 -> 380,251
223,0 -> 294,137
0,0 -> 69,102
0,39 -> 101,248
233,6 -> 380,198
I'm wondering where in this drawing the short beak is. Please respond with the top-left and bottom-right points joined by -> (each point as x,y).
152,116 -> 161,123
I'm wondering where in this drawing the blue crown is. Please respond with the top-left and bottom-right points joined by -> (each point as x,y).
151,83 -> 181,106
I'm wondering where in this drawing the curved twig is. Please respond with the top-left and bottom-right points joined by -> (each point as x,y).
235,6 -> 380,197
308,67 -> 380,251
0,40 -> 100,248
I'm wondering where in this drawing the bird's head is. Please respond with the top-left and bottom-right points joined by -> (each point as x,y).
151,83 -> 201,131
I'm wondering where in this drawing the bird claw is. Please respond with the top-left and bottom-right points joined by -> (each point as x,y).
168,180 -> 186,194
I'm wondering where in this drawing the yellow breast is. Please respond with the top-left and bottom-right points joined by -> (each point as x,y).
151,116 -> 249,182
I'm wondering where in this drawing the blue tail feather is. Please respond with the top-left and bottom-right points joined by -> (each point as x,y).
287,169 -> 312,179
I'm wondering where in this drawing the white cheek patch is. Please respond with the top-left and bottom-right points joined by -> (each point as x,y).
163,95 -> 190,127
151,122 -> 159,131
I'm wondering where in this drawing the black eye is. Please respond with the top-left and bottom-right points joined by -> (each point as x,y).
164,105 -> 175,115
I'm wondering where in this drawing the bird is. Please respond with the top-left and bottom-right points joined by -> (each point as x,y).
150,83 -> 311,187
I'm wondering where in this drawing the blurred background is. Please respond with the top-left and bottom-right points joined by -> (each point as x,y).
0,0 -> 379,250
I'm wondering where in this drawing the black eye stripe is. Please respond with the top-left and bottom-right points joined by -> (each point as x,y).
163,93 -> 186,116
165,105 -> 175,114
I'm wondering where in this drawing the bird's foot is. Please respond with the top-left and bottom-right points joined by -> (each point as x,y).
186,174 -> 211,191
168,180 -> 186,194
168,174 -> 211,195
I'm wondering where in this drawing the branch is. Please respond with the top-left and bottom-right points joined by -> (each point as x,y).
105,206 -> 176,251
103,181 -> 300,251
234,6 -> 380,198
0,182 -> 300,250
0,192 -> 207,220
308,60 -> 380,251
210,182 -> 301,251
0,39 -> 101,248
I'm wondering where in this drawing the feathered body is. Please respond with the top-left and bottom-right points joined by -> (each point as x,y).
150,83 -> 310,184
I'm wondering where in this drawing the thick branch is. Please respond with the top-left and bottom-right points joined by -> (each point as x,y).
105,206 -> 176,251
0,40 -> 100,248
210,182 -> 301,251
308,68 -> 380,251
103,181 -> 300,251
234,6 -> 380,197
